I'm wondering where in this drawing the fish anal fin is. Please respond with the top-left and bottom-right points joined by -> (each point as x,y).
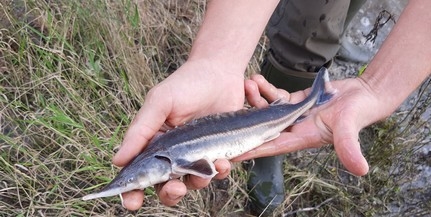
264,132 -> 280,143
294,114 -> 307,124
172,157 -> 217,179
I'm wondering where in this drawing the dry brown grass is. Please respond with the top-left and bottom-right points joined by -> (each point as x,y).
1,0 -> 430,216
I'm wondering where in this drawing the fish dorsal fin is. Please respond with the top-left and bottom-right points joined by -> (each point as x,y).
172,157 -> 217,179
270,98 -> 289,106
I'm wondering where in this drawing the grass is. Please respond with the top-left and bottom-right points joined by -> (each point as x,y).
1,0 -> 430,216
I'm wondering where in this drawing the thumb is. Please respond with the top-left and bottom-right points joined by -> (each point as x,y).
332,115 -> 369,176
113,89 -> 171,166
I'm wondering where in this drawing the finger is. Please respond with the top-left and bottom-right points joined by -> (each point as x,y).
288,90 -> 310,104
231,134 -> 298,161
120,190 -> 145,211
244,79 -> 269,108
183,175 -> 211,191
113,89 -> 171,166
213,159 -> 231,179
332,113 -> 369,176
233,119 -> 320,161
156,179 -> 188,206
250,74 -> 291,102
233,133 -> 312,161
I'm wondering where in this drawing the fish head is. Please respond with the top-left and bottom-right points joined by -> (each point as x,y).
82,155 -> 172,200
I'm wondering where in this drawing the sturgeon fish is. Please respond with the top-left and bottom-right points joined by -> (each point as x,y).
82,67 -> 335,201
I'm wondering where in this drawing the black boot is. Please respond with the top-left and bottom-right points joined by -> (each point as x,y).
247,51 -> 330,216
248,156 -> 285,216
260,50 -> 331,91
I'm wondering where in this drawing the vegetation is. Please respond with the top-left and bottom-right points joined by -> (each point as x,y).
1,1 -> 429,216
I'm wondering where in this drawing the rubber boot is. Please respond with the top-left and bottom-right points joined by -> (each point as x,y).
247,155 -> 285,216
247,51 -> 331,216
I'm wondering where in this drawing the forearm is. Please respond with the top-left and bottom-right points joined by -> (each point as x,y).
361,0 -> 431,118
188,0 -> 279,76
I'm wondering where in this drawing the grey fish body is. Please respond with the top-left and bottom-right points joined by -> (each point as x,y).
82,67 -> 334,201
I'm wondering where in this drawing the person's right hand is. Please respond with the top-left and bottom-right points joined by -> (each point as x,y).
112,59 -> 245,210
234,73 -> 387,176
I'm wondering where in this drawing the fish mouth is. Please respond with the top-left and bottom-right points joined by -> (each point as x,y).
82,182 -> 141,200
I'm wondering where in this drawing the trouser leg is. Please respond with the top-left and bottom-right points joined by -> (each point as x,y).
266,0 -> 366,73
248,0 -> 366,215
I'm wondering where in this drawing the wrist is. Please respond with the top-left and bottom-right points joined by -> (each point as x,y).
353,76 -> 396,123
356,0 -> 431,120
183,57 -> 245,82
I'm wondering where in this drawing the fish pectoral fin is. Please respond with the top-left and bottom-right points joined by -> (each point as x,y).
172,157 -> 218,179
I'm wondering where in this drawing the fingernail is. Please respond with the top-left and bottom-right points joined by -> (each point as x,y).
168,194 -> 182,201
218,168 -> 226,175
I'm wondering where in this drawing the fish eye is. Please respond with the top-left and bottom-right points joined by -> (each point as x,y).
127,177 -> 134,183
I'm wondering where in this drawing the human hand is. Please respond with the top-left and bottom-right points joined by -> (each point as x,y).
234,74 -> 389,176
112,60 -> 245,210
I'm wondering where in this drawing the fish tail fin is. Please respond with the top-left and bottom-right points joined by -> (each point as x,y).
292,67 -> 336,124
